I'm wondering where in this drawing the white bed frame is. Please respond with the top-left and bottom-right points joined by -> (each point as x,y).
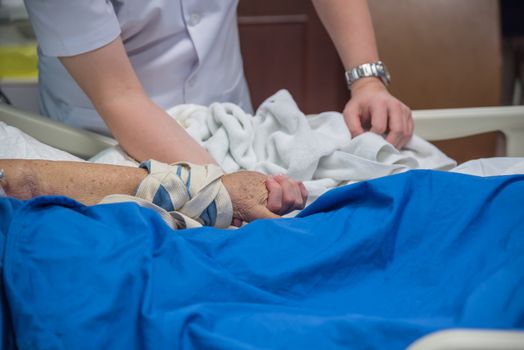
0,103 -> 117,159
1,102 -> 524,349
413,106 -> 524,157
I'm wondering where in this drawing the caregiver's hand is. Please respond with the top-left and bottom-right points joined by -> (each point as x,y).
265,175 -> 308,215
343,78 -> 413,149
222,172 -> 307,226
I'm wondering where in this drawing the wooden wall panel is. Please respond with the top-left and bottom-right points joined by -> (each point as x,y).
238,17 -> 308,109
368,0 -> 502,109
237,0 -> 306,16
237,1 -> 348,113
302,9 -> 348,114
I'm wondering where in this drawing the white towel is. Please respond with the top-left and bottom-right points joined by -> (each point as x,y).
92,90 -> 456,200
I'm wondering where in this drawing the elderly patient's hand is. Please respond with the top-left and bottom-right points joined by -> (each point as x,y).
222,172 -> 307,226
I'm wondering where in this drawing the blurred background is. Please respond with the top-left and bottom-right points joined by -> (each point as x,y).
0,0 -> 39,111
1,0 -> 523,163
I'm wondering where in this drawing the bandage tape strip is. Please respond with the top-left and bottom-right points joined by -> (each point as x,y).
134,160 -> 233,228
100,194 -> 202,230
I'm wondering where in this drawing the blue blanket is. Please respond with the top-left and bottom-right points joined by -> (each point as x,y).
0,170 -> 523,349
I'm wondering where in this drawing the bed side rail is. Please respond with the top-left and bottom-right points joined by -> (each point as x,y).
413,106 -> 524,157
407,329 -> 524,350
0,103 -> 117,159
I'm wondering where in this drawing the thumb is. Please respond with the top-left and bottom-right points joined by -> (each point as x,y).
245,205 -> 281,222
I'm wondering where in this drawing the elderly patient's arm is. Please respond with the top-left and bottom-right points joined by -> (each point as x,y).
0,160 -> 146,206
0,160 -> 296,223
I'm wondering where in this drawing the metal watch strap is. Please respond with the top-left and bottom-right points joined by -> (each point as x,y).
345,61 -> 391,89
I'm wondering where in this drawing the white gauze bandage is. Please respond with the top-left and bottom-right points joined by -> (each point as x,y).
102,160 -> 233,229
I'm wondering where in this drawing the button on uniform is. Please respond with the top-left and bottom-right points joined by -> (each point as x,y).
187,13 -> 201,27
187,75 -> 197,88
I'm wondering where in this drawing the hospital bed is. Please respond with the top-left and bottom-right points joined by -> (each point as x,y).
1,102 -> 524,349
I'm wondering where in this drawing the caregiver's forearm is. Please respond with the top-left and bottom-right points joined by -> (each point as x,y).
0,160 -> 146,205
98,92 -> 217,165
59,37 -> 216,165
312,0 -> 379,70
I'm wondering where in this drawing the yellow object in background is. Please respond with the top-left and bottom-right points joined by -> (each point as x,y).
0,44 -> 38,80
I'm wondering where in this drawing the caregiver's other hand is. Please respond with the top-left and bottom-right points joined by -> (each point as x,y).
265,174 -> 308,216
343,78 -> 413,149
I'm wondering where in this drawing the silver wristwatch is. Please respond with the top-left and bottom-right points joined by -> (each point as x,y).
345,61 -> 391,89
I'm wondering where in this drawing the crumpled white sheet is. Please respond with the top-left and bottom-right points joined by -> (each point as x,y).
93,90 -> 456,199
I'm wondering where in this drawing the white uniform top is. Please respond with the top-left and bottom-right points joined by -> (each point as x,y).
23,0 -> 252,135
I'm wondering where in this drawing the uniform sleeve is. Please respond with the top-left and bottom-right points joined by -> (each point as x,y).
23,0 -> 121,57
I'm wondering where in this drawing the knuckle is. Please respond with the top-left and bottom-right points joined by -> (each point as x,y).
273,174 -> 285,181
281,191 -> 294,205
390,124 -> 403,133
372,124 -> 386,134
265,181 -> 277,191
397,101 -> 406,111
374,100 -> 388,111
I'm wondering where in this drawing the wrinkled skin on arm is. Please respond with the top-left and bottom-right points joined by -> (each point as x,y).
0,160 -> 306,225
